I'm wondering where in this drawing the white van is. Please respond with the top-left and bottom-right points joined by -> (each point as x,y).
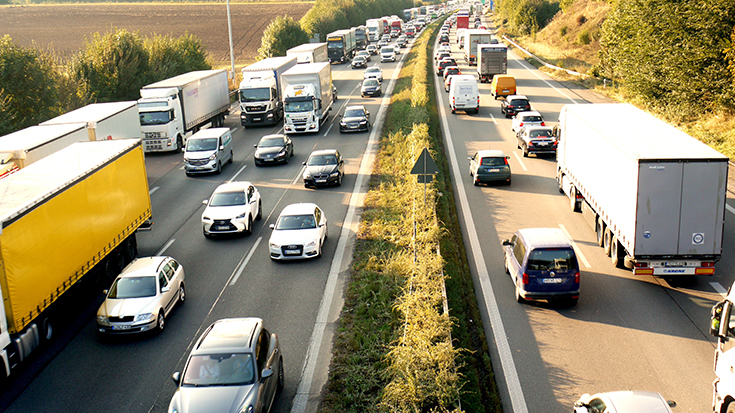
449,75 -> 480,114
184,127 -> 234,175
380,46 -> 396,63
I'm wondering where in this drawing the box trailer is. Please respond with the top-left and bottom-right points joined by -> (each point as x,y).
464,29 -> 492,65
239,56 -> 298,127
0,123 -> 89,177
326,28 -> 357,64
286,43 -> 328,64
477,43 -> 508,82
41,101 -> 140,141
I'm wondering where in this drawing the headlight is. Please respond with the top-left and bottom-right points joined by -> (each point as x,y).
240,405 -> 254,413
359,120 -> 367,125
270,243 -> 280,248
254,151 -> 260,158
278,149 -> 286,157
97,315 -> 109,326
135,313 -> 155,323
183,157 -> 189,162
340,121 -> 346,127
329,171 -> 339,177
303,171 -> 312,179
306,240 -> 317,247
236,213 -> 247,219
208,153 -> 217,161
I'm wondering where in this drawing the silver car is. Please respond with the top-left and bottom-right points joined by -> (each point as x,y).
96,256 -> 185,334
168,318 -> 284,413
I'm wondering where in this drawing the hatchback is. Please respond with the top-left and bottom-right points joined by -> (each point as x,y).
351,55 -> 368,69
500,94 -> 531,118
468,150 -> 511,185
511,110 -> 545,133
502,228 -> 580,305
361,78 -> 382,97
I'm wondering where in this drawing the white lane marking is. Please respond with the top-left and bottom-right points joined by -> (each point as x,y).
711,282 -> 728,297
228,164 -> 247,182
231,127 -> 239,134
727,203 -> 735,215
156,239 -> 175,256
515,56 -> 580,104
290,44 -> 404,413
435,51 -> 530,413
149,186 -> 159,195
512,152 -> 528,171
322,123 -> 333,137
558,224 -> 592,269
292,165 -> 306,185
229,237 -> 262,285
488,112 -> 497,124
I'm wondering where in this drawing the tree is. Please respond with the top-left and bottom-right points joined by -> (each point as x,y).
258,15 -> 310,60
0,35 -> 60,135
146,32 -> 211,83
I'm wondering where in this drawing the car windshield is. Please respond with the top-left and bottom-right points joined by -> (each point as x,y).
308,154 -> 338,166
363,79 -> 379,87
186,138 -> 218,152
382,48 -> 394,53
285,100 -> 314,113
108,276 -> 156,299
355,56 -> 366,62
366,68 -> 380,74
182,353 -> 256,386
209,191 -> 246,207
259,137 -> 284,147
480,157 -> 505,166
523,116 -> 543,122
275,214 -> 317,230
344,108 -> 365,117
530,130 -> 553,138
139,111 -> 171,126
527,249 -> 578,271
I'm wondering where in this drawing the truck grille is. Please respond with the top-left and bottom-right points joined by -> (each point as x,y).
246,105 -> 266,112
143,132 -> 162,139
292,119 -> 307,126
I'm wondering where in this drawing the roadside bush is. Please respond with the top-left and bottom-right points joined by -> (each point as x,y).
577,28 -> 591,44
258,15 -> 310,59
577,14 -> 587,25
559,25 -> 568,37
146,32 -> 210,82
497,0 -> 560,35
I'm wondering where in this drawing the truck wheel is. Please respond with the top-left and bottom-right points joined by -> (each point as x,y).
570,187 -> 581,212
177,136 -> 184,153
603,228 -> 613,256
596,219 -> 605,247
611,236 -> 625,268
726,401 -> 735,413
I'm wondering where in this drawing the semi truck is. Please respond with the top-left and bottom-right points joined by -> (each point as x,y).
287,43 -> 328,64
239,56 -> 298,127
477,43 -> 507,82
389,18 -> 403,36
366,19 -> 385,42
138,70 -> 230,153
281,62 -> 334,134
403,8 -> 412,21
0,123 -> 89,177
557,103 -> 728,273
354,26 -> 368,50
464,29 -> 492,65
0,139 -> 152,378
41,101 -> 140,141
326,28 -> 357,63
456,13 -> 470,29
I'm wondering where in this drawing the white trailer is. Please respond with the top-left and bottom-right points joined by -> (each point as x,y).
281,62 -> 334,134
557,103 -> 728,274
239,56 -> 298,127
286,43 -> 328,64
0,123 -> 89,177
464,29 -> 492,65
477,43 -> 507,83
41,101 -> 140,141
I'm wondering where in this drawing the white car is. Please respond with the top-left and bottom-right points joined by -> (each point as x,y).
363,66 -> 384,83
269,203 -> 328,260
574,391 -> 676,413
380,46 -> 396,62
201,181 -> 262,238
96,256 -> 185,334
511,110 -> 545,133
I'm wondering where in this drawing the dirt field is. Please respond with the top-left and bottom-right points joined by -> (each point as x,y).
0,2 -> 313,65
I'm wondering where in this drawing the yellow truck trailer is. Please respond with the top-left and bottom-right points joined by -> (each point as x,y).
0,139 -> 151,377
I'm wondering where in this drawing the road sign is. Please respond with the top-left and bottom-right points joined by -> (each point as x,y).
410,148 -> 439,175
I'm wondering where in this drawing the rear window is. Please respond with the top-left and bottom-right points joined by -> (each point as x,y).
523,116 -> 543,122
529,130 -> 553,138
510,99 -> 529,106
526,249 -> 578,271
480,157 -> 505,166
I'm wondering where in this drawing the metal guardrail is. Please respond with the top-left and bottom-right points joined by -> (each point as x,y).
502,34 -> 588,78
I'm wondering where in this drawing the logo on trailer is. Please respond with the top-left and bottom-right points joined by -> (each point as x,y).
692,233 -> 705,245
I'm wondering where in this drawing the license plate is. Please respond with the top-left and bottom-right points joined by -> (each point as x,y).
664,261 -> 685,267
254,118 -> 261,121
537,142 -> 548,146
112,325 -> 131,330
285,250 -> 300,255
488,168 -> 500,172
214,226 -> 228,230
543,278 -> 563,284
316,179 -> 327,183
264,158 -> 274,162
502,89 -> 509,93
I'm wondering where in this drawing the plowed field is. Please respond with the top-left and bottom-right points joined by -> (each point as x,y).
0,2 -> 313,64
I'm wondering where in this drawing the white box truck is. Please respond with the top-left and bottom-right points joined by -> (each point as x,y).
239,56 -> 298,127
366,19 -> 385,42
464,29 -> 492,65
557,103 -> 728,274
138,70 -> 230,153
0,123 -> 89,177
281,62 -> 334,134
477,43 -> 507,83
41,101 -> 140,141
287,43 -> 328,64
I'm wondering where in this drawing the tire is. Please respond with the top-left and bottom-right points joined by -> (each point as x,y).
179,284 -> 186,304
523,146 -> 529,157
203,228 -> 212,239
277,357 -> 285,392
596,219 -> 605,247
337,173 -> 343,186
726,401 -> 735,413
603,227 -> 613,257
451,108 -> 456,114
504,258 -> 509,274
570,187 -> 581,212
228,151 -> 233,164
244,216 -> 253,236
177,136 -> 185,153
515,284 -> 525,303
256,199 -> 263,220
156,312 -> 165,333
215,161 -> 222,175
506,178 -> 511,186
611,236 -> 624,268
316,241 -> 323,259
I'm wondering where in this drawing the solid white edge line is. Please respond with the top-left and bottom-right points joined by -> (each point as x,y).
155,239 -> 175,256
558,224 -> 592,269
149,186 -> 159,195
515,53 -> 581,104
435,44 -> 530,413
727,203 -> 735,216
229,237 -> 262,285
512,152 -> 528,171
290,49 -> 405,413
711,282 -> 728,297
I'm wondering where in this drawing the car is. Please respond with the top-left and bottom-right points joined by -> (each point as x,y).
302,149 -> 345,187
253,133 -> 293,166
511,110 -> 545,133
381,34 -> 391,42
574,391 -> 676,413
396,37 -> 406,47
364,66 -> 384,82
268,203 -> 328,259
436,57 -> 457,76
168,318 -> 284,413
380,46 -> 396,62
405,28 -> 416,37
377,39 -> 388,49
434,51 -> 451,63
516,126 -> 557,157
96,256 -> 185,334
439,34 -> 450,43
502,228 -> 580,305
366,44 -> 378,55
361,78 -> 382,97
468,150 -> 511,186
500,95 -> 531,118
356,50 -> 371,62
393,44 -> 401,55
351,55 -> 368,69
390,28 -> 400,37
444,74 -> 456,92
201,181 -> 262,238
443,66 -> 461,81
339,105 -> 371,133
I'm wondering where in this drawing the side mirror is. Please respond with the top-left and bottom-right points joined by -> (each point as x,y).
269,224 -> 275,230
202,199 -> 208,205
253,144 -> 258,148
302,161 -> 307,166
502,239 -> 512,246
102,289 -> 109,295
172,371 -> 181,385
506,156 -> 511,159
711,300 -> 731,339
467,156 -> 472,161
162,286 -> 170,293
261,368 -> 274,381
219,145 -> 224,151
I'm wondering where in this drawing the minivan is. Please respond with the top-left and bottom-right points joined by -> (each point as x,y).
502,228 -> 580,305
490,75 -> 517,99
448,75 -> 480,114
184,127 -> 234,175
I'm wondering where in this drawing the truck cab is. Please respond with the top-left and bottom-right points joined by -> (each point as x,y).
239,73 -> 281,126
284,84 -> 324,134
138,88 -> 184,152
711,291 -> 735,412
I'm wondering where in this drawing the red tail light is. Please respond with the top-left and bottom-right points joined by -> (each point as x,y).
522,273 -> 529,284
702,261 -> 715,267
541,121 -> 545,126
519,122 -> 524,127
574,271 -> 580,283
503,157 -> 509,165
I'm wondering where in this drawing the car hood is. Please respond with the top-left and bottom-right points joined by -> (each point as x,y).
305,164 -> 339,175
99,296 -> 156,317
172,384 -> 257,413
202,205 -> 248,220
185,150 -> 216,161
270,228 -> 320,246
342,116 -> 366,123
255,146 -> 284,156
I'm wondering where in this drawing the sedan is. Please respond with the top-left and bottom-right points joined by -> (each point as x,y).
356,50 -> 371,62
574,391 -> 676,413
339,105 -> 371,132
201,181 -> 262,238
468,150 -> 511,186
366,44 -> 378,55
436,58 -> 457,76
364,66 -> 384,82
351,55 -> 368,69
168,318 -> 283,413
253,134 -> 293,166
511,110 -> 545,133
516,126 -> 557,157
96,256 -> 185,334
303,149 -> 344,187
443,66 -> 461,81
361,78 -> 382,97
269,203 -> 328,260
377,39 -> 388,49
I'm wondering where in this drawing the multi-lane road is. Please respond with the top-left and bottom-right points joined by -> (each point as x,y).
2,17 -> 734,413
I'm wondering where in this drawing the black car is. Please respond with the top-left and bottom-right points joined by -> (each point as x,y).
439,34 -> 450,43
253,134 -> 293,166
351,55 -> 368,69
500,95 -> 532,118
303,149 -> 345,188
339,105 -> 371,133
361,79 -> 382,97
436,58 -> 457,76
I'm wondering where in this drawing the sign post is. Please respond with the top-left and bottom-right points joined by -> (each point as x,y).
410,148 -> 440,203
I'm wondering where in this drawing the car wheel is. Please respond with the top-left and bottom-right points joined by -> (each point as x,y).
157,312 -> 165,333
179,284 -> 186,304
215,161 -> 222,174
244,215 -> 253,236
316,241 -> 323,259
256,199 -> 263,220
337,173 -> 342,186
523,146 -> 529,157
504,258 -> 509,274
228,150 -> 233,164
277,357 -> 285,392
506,178 -> 511,186
515,284 -> 525,303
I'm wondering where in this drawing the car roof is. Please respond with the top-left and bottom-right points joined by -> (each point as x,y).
260,133 -> 286,141
516,228 -> 572,249
213,181 -> 253,193
523,126 -> 553,133
587,391 -> 673,413
507,95 -> 528,100
345,105 -> 366,111
366,66 -> 381,71
120,256 -> 169,277
189,127 -> 230,139
517,110 -> 542,117
280,202 -> 320,216
193,318 -> 261,354
476,149 -> 506,158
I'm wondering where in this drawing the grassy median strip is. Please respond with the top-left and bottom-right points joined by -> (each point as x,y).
319,18 -> 502,413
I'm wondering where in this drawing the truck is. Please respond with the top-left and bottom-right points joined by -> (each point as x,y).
326,28 -> 357,64
477,43 -> 507,82
710,286 -> 735,413
138,70 -> 229,153
464,29 -> 492,65
389,18 -> 403,36
281,62 -> 334,134
456,10 -> 470,29
354,26 -> 368,50
41,101 -> 141,141
0,139 -> 151,378
403,8 -> 412,22
0,123 -> 89,177
239,56 -> 298,127
366,19 -> 385,42
287,43 -> 327,64
557,103 -> 728,273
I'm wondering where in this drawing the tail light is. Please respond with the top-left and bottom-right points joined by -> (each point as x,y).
519,122 -> 524,127
522,273 -> 529,284
541,121 -> 546,126
574,271 -> 580,283
702,261 -> 715,267
503,157 -> 509,165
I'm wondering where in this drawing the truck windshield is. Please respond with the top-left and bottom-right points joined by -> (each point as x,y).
285,100 -> 314,113
139,111 -> 171,126
240,88 -> 271,103
327,40 -> 344,50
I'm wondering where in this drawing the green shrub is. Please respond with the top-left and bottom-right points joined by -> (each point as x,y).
146,32 -> 210,81
577,28 -> 591,45
577,14 -> 587,25
560,25 -> 568,37
258,15 -> 310,59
